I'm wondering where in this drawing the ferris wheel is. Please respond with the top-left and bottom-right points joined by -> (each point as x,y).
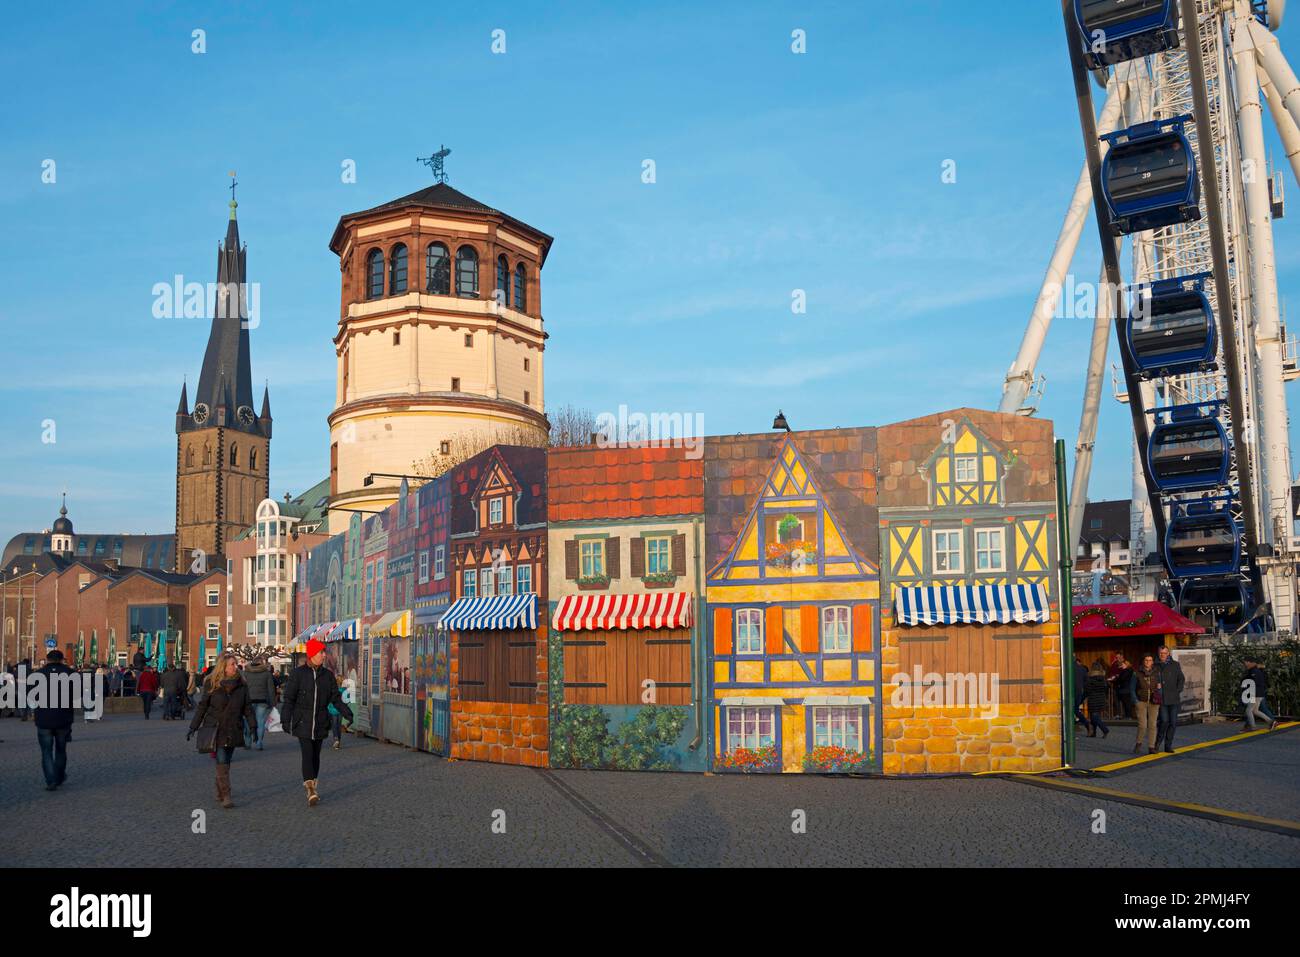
1000,1 -> 1299,633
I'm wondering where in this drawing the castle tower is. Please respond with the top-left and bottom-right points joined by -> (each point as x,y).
175,184 -> 271,571
50,495 -> 74,556
326,178 -> 551,525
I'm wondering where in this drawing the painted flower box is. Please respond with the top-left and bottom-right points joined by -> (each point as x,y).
801,746 -> 874,774
765,540 -> 818,568
641,571 -> 677,589
577,575 -> 611,590
715,745 -> 780,773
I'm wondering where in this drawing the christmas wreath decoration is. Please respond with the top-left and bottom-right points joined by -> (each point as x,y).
1071,607 -> 1154,630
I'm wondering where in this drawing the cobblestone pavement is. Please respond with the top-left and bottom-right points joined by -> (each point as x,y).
1071,717 -> 1264,769
2,714 -> 1296,867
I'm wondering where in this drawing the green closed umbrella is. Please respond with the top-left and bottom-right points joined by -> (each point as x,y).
90,635 -> 99,665
156,632 -> 167,670
76,634 -> 85,666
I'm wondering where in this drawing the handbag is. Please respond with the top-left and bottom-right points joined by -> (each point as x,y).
195,725 -> 217,754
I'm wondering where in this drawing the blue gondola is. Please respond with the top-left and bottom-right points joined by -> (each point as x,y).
1178,578 -> 1247,616
1146,404 -> 1229,492
1101,117 -> 1201,236
1075,0 -> 1180,70
1125,273 -> 1217,377
1164,501 -> 1241,578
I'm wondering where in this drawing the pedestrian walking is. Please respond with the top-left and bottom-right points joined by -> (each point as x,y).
1084,665 -> 1110,738
1073,657 -> 1089,728
186,652 -> 256,810
281,638 -> 352,806
242,657 -> 277,751
32,650 -> 75,791
1110,656 -> 1136,719
1241,655 -> 1278,732
1153,645 -> 1185,753
1132,654 -> 1160,754
161,663 -> 187,720
137,663 -> 160,719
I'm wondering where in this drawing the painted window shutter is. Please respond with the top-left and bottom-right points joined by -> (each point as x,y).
672,533 -> 686,574
765,606 -> 784,655
713,607 -> 732,655
630,537 -> 645,577
606,537 -> 620,579
853,604 -> 873,652
799,605 -> 819,654
564,539 -> 578,579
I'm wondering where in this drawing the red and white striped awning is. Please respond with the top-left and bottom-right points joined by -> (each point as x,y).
553,592 -> 694,632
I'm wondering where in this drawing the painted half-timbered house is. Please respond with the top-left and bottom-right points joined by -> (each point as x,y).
705,430 -> 881,774
412,474 -> 452,755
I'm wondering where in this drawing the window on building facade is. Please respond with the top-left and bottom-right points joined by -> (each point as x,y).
811,706 -> 863,751
462,567 -> 476,598
365,564 -> 374,614
250,449 -> 258,471
934,529 -> 964,573
418,550 -> 429,584
516,563 -> 532,594
489,497 -> 504,525
366,248 -> 384,299
455,245 -> 478,297
434,545 -> 446,580
496,563 -> 513,595
451,377 -> 460,392
579,540 -> 604,578
230,444 -> 239,467
735,608 -> 763,655
496,254 -> 510,307
821,606 -> 851,652
479,566 -> 494,597
426,242 -> 451,294
955,456 -> 978,482
975,528 -> 1005,572
389,243 -> 408,295
727,706 -> 775,751
206,588 -> 220,607
375,558 -> 385,612
646,536 -> 671,575
440,440 -> 451,455
514,263 -> 526,312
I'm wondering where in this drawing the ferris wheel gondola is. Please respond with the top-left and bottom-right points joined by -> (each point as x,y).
1124,273 -> 1217,377
1074,0 -> 1180,70
1100,117 -> 1201,235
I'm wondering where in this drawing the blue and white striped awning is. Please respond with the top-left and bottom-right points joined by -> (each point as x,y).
894,584 -> 1050,626
326,619 -> 358,642
440,594 -> 538,631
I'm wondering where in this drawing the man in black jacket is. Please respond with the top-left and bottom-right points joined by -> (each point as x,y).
1154,646 -> 1185,753
281,639 -> 351,807
32,651 -> 76,790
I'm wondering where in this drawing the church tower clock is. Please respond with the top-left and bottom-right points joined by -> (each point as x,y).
175,179 -> 271,572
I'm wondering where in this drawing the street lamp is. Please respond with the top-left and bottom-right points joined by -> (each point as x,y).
772,410 -> 791,432
362,472 -> 426,487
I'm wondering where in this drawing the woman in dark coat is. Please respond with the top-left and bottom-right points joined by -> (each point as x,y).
281,638 -> 352,806
1084,665 -> 1110,738
187,653 -> 255,809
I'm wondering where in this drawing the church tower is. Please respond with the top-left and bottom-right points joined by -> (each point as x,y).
326,166 -> 551,526
175,182 -> 271,572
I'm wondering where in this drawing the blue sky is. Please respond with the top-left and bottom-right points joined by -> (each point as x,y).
1,1 -> 1297,535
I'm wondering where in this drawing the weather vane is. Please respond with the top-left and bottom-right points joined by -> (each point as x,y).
416,144 -> 451,184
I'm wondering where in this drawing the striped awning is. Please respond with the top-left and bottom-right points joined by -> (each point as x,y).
372,610 -> 413,638
295,621 -> 338,644
326,619 -> 358,642
553,592 -> 694,632
894,585 -> 1050,626
440,594 -> 537,631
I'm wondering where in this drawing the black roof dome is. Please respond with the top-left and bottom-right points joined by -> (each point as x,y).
52,495 -> 73,535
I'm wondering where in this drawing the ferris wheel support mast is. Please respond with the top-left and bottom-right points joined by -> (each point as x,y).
999,80 -> 1125,416
1251,18 -> 1300,131
1179,0 -> 1265,586
1231,8 -> 1292,552
1259,66 -> 1300,186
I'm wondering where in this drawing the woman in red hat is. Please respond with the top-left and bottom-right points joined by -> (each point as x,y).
280,638 -> 352,806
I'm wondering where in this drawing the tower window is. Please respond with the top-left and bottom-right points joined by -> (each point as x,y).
440,440 -> 451,455
250,448 -> 258,471
456,246 -> 478,298
451,378 -> 461,392
389,243 -> 408,295
426,242 -> 451,295
496,255 -> 510,308
514,263 -> 527,313
366,248 -> 384,300
464,333 -> 473,348
523,357 -> 530,372
185,445 -> 194,468
524,390 -> 530,405
230,444 -> 239,467
393,330 -> 401,346
203,445 -> 212,465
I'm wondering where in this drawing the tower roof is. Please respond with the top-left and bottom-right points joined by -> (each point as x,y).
52,494 -> 73,536
183,192 -> 263,434
330,181 -> 553,262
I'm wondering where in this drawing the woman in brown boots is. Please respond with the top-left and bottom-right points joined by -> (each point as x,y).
187,653 -> 256,809
281,638 -> 351,806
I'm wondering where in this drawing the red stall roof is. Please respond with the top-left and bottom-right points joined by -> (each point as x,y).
1072,601 -> 1205,638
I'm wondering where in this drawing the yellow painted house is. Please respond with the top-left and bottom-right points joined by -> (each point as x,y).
705,434 -> 881,774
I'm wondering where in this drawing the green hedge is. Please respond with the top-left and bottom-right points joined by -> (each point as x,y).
1209,639 -> 1298,718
